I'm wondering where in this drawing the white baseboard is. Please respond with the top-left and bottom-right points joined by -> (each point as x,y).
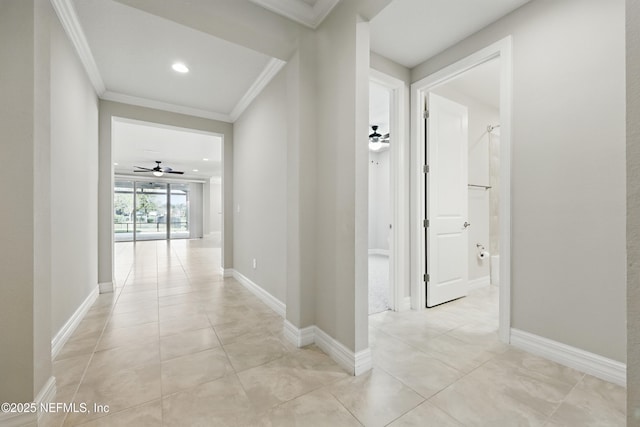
222,268 -> 234,278
232,269 -> 286,317
36,376 -> 56,420
468,275 -> 491,291
510,328 -> 626,387
51,286 -> 99,360
314,326 -> 372,375
98,281 -> 113,293
399,297 -> 411,312
0,376 -> 56,426
227,270 -> 372,377
368,249 -> 390,256
283,322 -> 372,376
283,320 -> 315,347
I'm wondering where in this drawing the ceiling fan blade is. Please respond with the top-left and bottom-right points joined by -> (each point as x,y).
162,167 -> 173,172
133,170 -> 150,172
134,166 -> 154,171
383,133 -> 390,139
166,170 -> 184,174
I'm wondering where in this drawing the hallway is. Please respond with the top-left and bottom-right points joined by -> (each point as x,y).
45,240 -> 625,426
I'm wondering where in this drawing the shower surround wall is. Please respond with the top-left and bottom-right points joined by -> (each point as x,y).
489,129 -> 500,256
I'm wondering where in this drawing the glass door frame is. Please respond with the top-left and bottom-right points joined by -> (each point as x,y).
115,177 -> 193,242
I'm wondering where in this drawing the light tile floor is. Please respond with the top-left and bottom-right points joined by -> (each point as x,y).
42,239 -> 626,426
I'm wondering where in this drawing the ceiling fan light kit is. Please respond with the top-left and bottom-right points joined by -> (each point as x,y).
134,160 -> 184,176
368,125 -> 390,152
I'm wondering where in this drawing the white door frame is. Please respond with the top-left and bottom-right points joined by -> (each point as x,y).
410,36 -> 513,343
370,68 -> 410,312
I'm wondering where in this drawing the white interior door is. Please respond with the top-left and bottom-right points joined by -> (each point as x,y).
426,93 -> 469,307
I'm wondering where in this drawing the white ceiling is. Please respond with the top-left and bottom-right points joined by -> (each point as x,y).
442,58 -> 500,109
113,118 -> 222,180
370,0 -> 530,68
63,0 -> 520,179
72,0 -> 277,120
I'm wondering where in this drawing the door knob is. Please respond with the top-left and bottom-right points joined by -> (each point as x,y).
463,222 -> 471,228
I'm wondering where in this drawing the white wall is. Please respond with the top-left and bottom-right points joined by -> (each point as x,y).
627,0 -> 640,420
210,178 -> 222,233
488,130 -> 500,255
368,150 -> 391,251
233,66 -> 288,303
50,11 -> 99,337
414,0 -> 626,362
284,35 -> 318,330
188,182 -> 204,239
431,86 -> 499,282
314,1 -> 370,352
370,52 -> 411,85
0,0 -> 53,402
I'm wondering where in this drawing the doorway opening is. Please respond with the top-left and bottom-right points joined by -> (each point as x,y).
411,37 -> 512,342
368,80 -> 392,314
111,117 -> 223,283
367,68 -> 409,314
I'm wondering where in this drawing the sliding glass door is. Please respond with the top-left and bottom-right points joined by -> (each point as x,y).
170,183 -> 189,239
114,180 -> 191,242
135,182 -> 168,241
114,181 -> 135,242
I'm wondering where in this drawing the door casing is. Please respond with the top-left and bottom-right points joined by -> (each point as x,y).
370,68 -> 410,312
410,36 -> 513,343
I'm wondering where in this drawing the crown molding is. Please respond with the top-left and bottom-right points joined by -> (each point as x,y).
101,91 -> 233,123
229,57 -> 287,122
50,0 -> 106,95
52,0 -> 282,124
250,0 -> 340,29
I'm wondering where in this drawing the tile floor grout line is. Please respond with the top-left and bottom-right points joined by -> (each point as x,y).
56,290 -> 128,427
56,241 -> 625,425
366,361 -> 438,402
323,388 -> 367,427
155,241 -> 166,427
201,286 -> 273,421
381,397 -> 428,427
542,372 -> 586,425
371,326 -> 470,375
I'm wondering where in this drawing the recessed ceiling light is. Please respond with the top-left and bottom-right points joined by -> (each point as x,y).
172,62 -> 189,73
203,158 -> 209,161
192,169 -> 199,172
113,162 -> 119,166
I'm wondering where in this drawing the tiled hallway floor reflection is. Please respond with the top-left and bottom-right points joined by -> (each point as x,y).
44,240 -> 625,426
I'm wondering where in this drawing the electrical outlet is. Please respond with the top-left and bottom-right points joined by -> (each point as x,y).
252,258 -> 257,269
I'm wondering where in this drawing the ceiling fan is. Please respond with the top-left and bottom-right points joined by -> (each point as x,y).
134,161 -> 184,177
369,125 -> 389,143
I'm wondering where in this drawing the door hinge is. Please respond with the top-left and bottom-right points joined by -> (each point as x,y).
423,164 -> 429,173
423,219 -> 429,228
423,110 -> 429,119
423,273 -> 430,282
